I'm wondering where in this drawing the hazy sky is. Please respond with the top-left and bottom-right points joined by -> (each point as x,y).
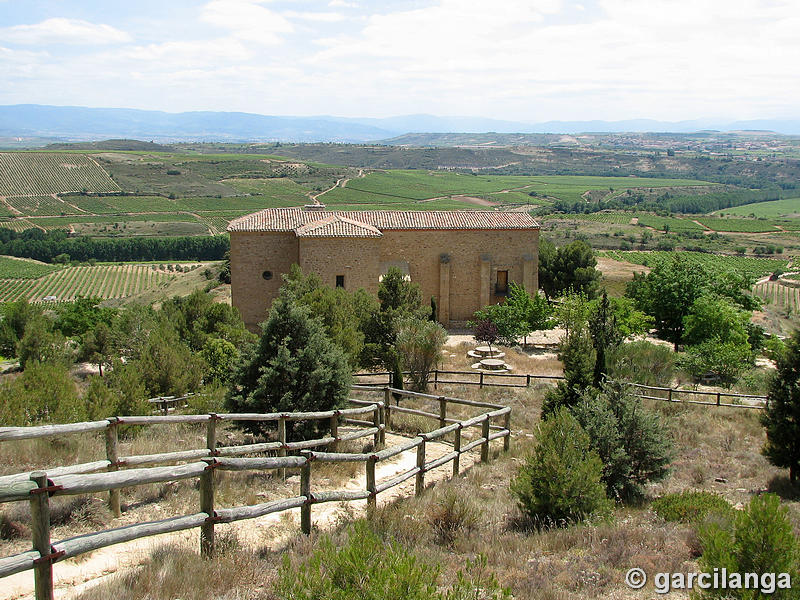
1,0 -> 798,122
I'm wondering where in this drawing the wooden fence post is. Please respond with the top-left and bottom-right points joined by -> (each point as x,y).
300,457 -> 311,535
716,392 -> 721,406
526,373 -> 531,387
438,397 -> 447,430
30,472 -> 54,600
384,387 -> 392,431
415,438 -> 426,497
372,405 -> 381,449
378,403 -> 386,447
278,416 -> 287,481
329,412 -> 339,452
206,414 -> 218,455
366,455 -> 377,511
503,410 -> 511,452
434,369 -> 439,390
200,463 -> 215,557
105,418 -> 121,517
481,418 -> 490,463
479,372 -> 484,389
668,388 -> 673,403
453,425 -> 461,477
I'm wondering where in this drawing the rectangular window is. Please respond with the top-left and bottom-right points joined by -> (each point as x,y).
495,270 -> 508,295
336,275 -> 345,288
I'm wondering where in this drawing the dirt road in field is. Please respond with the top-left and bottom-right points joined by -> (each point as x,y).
2,433 -> 478,600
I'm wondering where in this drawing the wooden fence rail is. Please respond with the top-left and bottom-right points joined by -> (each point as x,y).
352,369 -> 768,408
0,386 -> 511,599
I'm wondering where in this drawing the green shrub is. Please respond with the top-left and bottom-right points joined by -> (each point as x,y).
274,521 -> 510,600
511,408 -> 611,526
572,382 -> 673,502
0,362 -> 84,425
652,491 -> 732,523
606,340 -> 675,386
396,317 -> 447,391
698,494 -> 798,599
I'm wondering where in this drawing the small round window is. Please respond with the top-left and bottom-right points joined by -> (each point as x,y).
262,270 -> 273,280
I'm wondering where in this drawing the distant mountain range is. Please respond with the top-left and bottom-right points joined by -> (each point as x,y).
2,104 -> 800,144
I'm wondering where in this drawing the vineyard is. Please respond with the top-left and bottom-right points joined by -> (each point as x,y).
695,217 -> 781,233
753,280 -> 800,314
0,153 -> 119,196
717,197 -> 800,218
599,250 -> 790,279
0,257 -> 60,279
634,213 -> 705,232
5,195 -> 84,216
0,264 -> 193,303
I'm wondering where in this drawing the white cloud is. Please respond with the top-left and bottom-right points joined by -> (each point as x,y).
1,18 -> 131,46
283,11 -> 346,22
328,0 -> 357,7
200,0 -> 293,44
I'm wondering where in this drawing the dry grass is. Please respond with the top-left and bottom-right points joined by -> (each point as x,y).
6,376 -> 800,599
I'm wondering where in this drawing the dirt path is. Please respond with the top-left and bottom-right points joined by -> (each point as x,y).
2,433 -> 476,600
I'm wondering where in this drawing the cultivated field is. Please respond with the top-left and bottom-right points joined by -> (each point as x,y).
717,197 -> 800,218
695,216 -> 782,233
0,263 -> 197,303
320,171 -> 712,208
0,256 -> 60,279
0,153 -> 119,196
599,250 -> 789,279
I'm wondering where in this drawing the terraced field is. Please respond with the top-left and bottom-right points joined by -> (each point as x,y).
0,264 -> 187,303
599,250 -> 789,279
0,153 -> 119,196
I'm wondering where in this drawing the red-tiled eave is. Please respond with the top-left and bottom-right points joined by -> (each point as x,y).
227,207 -> 540,233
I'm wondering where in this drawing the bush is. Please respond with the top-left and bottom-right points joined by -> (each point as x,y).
396,317 -> 447,391
606,340 -> 675,386
697,494 -> 798,599
572,382 -> 673,502
274,521 -> 510,600
428,489 -> 480,547
0,362 -> 83,425
511,408 -> 611,526
652,491 -> 732,523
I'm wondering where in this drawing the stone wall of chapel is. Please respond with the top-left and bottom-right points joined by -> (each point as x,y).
231,231 -> 298,330
298,237 -> 381,295
377,228 -> 539,322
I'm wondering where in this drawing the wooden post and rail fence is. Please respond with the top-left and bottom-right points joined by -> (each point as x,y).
0,385 -> 511,600
353,369 -> 768,409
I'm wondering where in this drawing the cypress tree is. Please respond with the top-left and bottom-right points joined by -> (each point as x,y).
761,330 -> 800,483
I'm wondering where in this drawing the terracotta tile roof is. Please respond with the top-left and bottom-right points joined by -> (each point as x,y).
295,215 -> 382,238
227,207 -> 540,233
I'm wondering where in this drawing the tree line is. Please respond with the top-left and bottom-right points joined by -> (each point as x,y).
0,229 -> 229,263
